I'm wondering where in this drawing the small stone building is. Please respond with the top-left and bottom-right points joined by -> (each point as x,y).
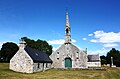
87,54 -> 101,67
10,40 -> 52,73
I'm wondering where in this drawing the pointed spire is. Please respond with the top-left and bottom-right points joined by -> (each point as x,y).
65,9 -> 70,35
66,9 -> 70,28
65,10 -> 71,44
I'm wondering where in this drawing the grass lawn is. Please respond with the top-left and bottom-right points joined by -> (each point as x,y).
0,63 -> 120,79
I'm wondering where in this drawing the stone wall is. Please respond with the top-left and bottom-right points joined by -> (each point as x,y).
71,44 -> 88,68
10,47 -> 52,73
33,63 -> 52,72
10,49 -> 33,73
87,62 -> 101,67
50,43 -> 88,68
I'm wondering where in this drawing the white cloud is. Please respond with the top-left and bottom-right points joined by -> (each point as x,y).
88,34 -> 93,36
0,42 -> 6,49
90,39 -> 98,43
82,38 -> 87,41
0,42 -> 3,49
47,39 -> 64,45
89,30 -> 120,47
47,39 -> 76,45
52,47 -> 58,51
103,43 -> 118,47
93,31 -> 120,43
71,39 -> 76,43
88,48 -> 109,55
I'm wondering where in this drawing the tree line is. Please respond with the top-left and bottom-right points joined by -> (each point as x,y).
100,48 -> 120,67
0,37 -> 52,62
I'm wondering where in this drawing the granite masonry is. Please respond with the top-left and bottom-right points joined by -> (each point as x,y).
10,40 -> 52,73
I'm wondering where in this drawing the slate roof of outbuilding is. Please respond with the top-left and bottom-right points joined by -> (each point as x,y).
24,46 -> 53,63
88,54 -> 100,62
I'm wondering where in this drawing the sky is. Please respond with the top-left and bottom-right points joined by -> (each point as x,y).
0,0 -> 120,56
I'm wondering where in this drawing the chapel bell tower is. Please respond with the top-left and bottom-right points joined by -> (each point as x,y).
65,10 -> 71,44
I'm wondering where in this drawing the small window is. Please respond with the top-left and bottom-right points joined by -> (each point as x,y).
57,52 -> 59,54
38,63 -> 40,68
76,52 -> 79,58
36,53 -> 38,56
46,63 -> 48,68
57,58 -> 59,60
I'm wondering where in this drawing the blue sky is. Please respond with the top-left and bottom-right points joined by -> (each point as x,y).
0,0 -> 120,55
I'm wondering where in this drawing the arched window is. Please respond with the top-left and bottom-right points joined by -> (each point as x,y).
76,52 -> 79,58
57,52 -> 59,60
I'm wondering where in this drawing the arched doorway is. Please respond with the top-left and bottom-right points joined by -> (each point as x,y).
65,58 -> 72,68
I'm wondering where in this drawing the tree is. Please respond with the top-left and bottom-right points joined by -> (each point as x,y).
21,37 -> 52,55
0,42 -> 19,62
106,48 -> 120,67
100,55 -> 107,65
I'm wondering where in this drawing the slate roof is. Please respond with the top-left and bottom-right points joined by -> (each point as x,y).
88,54 -> 100,62
24,47 -> 53,63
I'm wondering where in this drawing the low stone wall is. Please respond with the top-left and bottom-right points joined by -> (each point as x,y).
33,63 -> 52,72
87,62 -> 101,67
55,67 -> 106,71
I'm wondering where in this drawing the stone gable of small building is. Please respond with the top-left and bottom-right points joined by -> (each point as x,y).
10,49 -> 33,73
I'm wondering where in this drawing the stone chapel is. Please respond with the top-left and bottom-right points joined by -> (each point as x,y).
50,11 -> 88,68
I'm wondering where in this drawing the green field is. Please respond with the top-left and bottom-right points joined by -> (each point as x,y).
0,63 -> 120,79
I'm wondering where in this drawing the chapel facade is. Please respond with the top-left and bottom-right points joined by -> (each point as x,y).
50,11 -> 88,68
